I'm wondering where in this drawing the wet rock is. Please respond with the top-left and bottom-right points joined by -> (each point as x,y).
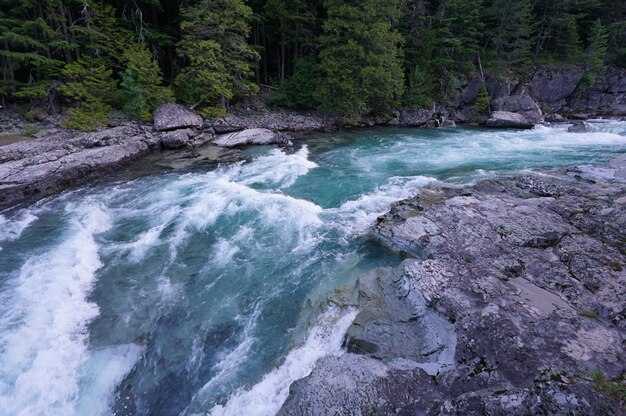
568,120 -> 591,133
545,113 -> 567,122
491,93 -> 543,124
153,103 -> 203,132
282,161 -> 626,415
530,66 -> 585,112
160,128 -> 193,149
485,111 -> 535,129
213,128 -> 289,147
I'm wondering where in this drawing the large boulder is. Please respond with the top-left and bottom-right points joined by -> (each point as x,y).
153,103 -> 203,132
213,128 -> 291,147
160,128 -> 194,149
491,93 -> 543,124
485,110 -> 535,129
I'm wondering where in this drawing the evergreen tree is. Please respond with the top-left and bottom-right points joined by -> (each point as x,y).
58,58 -> 118,130
120,44 -> 174,121
316,0 -> 405,121
175,0 -> 260,117
488,0 -> 534,74
586,18 -> 609,72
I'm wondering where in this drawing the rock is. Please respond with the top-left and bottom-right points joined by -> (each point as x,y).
398,108 -> 435,127
210,110 -> 337,133
530,66 -> 585,112
491,93 -> 543,124
153,145 -> 246,170
160,128 -> 193,149
0,125 -> 160,210
485,111 -> 535,129
282,165 -> 626,415
213,128 -> 289,147
153,103 -> 203,132
568,120 -> 591,133
545,113 -> 567,122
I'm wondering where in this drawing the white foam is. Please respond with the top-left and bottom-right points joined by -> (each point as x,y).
0,211 -> 37,245
208,306 -> 358,416
75,343 -> 144,416
328,175 -> 436,238
0,202 -> 110,416
235,146 -> 318,188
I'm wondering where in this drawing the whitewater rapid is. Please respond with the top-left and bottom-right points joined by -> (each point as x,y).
1,121 -> 625,415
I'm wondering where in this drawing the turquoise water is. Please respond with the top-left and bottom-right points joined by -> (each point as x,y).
1,121 -> 625,416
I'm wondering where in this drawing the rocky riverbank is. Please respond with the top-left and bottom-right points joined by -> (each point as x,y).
1,64 -> 625,211
280,157 -> 626,415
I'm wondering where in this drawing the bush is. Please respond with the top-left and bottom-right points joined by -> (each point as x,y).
267,58 -> 319,110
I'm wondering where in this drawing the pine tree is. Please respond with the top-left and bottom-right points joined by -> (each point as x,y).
315,0 -> 405,121
120,44 -> 174,121
59,58 -> 118,130
488,0 -> 534,74
586,18 -> 608,72
175,0 -> 260,117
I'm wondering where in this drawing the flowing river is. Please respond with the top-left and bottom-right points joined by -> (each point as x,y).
1,121 -> 626,416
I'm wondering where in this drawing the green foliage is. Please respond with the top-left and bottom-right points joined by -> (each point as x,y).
315,0 -> 405,119
59,59 -> 118,130
175,0 -> 260,112
404,66 -> 433,109
120,44 -> 174,121
488,0 -> 535,74
590,369 -> 625,407
471,84 -> 490,118
586,19 -> 609,72
267,57 -> 319,109
579,309 -> 599,319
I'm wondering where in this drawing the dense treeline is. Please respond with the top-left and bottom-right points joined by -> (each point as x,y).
1,0 -> 625,128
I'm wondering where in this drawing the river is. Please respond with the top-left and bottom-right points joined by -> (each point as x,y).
1,121 -> 625,416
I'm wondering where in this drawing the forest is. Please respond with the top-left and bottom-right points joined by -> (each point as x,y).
1,0 -> 625,129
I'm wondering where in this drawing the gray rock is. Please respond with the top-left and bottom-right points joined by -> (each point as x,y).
160,128 -> 193,149
153,145 -> 246,170
544,113 -> 567,122
397,108 -> 435,127
530,66 -> 585,112
153,103 -> 203,132
491,93 -> 543,124
485,111 -> 535,129
213,128 -> 289,147
568,120 -> 591,133
282,165 -> 626,415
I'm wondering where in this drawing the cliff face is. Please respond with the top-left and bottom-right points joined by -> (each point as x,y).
280,158 -> 626,415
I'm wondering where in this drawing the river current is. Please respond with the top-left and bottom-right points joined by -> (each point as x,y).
1,121 -> 625,415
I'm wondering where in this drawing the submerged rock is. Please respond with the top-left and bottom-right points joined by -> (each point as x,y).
568,120 -> 591,133
485,110 -> 535,129
281,162 -> 626,415
153,103 -> 203,132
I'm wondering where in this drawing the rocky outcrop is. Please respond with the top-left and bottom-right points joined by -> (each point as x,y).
210,110 -> 338,133
281,160 -> 626,415
485,110 -> 535,129
153,103 -> 203,131
0,125 -> 160,210
213,128 -> 292,147
530,66 -> 626,116
491,92 -> 543,124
